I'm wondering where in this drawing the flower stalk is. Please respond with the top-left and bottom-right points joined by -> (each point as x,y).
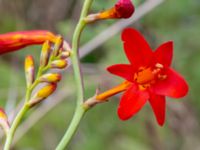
4,104 -> 29,150
55,0 -> 94,149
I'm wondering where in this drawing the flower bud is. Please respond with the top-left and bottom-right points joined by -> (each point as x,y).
40,41 -> 51,67
53,35 -> 63,57
25,55 -> 35,87
51,60 -> 67,69
38,73 -> 62,83
86,0 -> 134,22
0,30 -> 57,55
29,83 -> 57,107
0,108 -> 10,136
60,51 -> 70,59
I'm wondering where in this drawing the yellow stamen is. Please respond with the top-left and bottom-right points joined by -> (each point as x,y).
158,74 -> 167,80
155,63 -> 164,68
134,63 -> 167,90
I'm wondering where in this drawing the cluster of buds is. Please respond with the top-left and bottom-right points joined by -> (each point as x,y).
24,35 -> 71,107
85,0 -> 134,23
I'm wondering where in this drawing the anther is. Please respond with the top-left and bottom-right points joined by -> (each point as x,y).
158,74 -> 167,80
155,63 -> 164,69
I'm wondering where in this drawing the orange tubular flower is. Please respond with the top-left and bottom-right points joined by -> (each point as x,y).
0,30 -> 57,55
86,0 -> 134,22
96,81 -> 131,101
84,81 -> 131,109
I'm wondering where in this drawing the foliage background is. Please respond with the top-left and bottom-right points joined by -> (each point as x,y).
0,0 -> 199,149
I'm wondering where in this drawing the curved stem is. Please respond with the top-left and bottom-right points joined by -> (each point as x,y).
71,0 -> 93,104
4,104 -> 29,150
4,82 -> 34,149
56,0 -> 93,149
55,105 -> 86,150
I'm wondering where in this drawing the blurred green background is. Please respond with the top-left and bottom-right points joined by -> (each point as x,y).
0,0 -> 200,149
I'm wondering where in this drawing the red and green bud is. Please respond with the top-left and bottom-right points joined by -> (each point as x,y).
0,30 -> 57,55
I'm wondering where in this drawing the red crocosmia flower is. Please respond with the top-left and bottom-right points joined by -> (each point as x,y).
0,30 -> 56,55
107,28 -> 188,126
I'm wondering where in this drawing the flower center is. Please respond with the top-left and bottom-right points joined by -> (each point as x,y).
134,63 -> 167,90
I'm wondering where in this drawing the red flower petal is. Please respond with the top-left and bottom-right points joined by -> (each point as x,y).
107,64 -> 134,82
152,68 -> 189,98
154,41 -> 173,67
149,93 -> 166,126
121,28 -> 152,67
118,85 -> 149,120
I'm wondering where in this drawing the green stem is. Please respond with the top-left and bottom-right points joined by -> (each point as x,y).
56,0 -> 93,149
4,82 -> 34,149
55,105 -> 87,150
4,104 -> 29,150
71,0 -> 93,104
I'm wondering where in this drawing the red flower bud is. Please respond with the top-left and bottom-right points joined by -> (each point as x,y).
0,30 -> 56,55
86,0 -> 134,22
114,0 -> 135,18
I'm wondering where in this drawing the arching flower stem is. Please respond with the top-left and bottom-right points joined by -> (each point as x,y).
55,0 -> 94,150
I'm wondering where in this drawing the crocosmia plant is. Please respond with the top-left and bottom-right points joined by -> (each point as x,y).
0,0 -> 190,150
